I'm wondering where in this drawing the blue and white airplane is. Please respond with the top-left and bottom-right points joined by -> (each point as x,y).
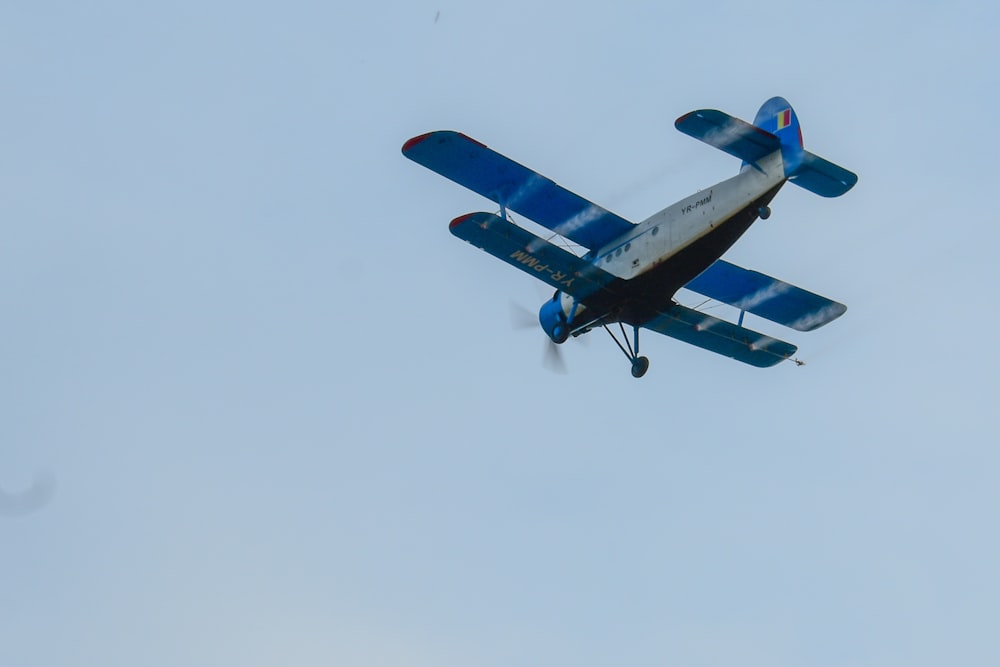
403,97 -> 857,377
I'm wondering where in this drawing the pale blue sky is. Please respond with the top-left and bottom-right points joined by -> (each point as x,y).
2,2 -> 999,666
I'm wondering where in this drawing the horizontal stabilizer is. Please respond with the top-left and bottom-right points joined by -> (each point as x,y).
404,131 -> 634,249
449,212 -> 619,301
685,260 -> 846,331
642,304 -> 797,368
788,151 -> 858,197
674,109 -> 781,165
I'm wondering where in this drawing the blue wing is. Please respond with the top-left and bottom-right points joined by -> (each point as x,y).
449,212 -> 619,300
674,109 -> 781,165
642,304 -> 797,368
685,260 -> 846,332
403,131 -> 634,249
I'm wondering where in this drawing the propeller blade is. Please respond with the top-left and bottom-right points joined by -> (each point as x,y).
511,298 -> 569,374
543,339 -> 568,374
509,301 -> 538,330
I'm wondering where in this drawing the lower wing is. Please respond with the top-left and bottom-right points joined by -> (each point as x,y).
642,303 -> 797,368
449,212 -> 619,301
684,259 -> 846,332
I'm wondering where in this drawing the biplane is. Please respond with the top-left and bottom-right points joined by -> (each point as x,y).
402,97 -> 857,377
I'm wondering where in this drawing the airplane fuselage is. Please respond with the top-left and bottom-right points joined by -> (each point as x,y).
561,150 -> 787,330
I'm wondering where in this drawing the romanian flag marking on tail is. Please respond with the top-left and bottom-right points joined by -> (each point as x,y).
776,109 -> 792,130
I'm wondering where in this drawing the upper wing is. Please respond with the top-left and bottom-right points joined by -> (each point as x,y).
684,260 -> 846,332
403,131 -> 634,249
642,303 -> 797,368
674,109 -> 781,165
449,212 -> 619,301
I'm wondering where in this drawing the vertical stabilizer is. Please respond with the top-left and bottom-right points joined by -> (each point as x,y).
749,96 -> 804,174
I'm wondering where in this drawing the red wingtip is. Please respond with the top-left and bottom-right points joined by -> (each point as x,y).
402,132 -> 433,154
403,131 -> 488,155
449,212 -> 478,229
674,111 -> 695,126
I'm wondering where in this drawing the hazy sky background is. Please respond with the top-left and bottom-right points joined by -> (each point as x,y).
3,2 -> 999,666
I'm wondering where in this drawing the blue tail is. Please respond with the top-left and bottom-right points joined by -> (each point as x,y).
752,97 -> 804,174
753,97 -> 857,198
675,97 -> 858,197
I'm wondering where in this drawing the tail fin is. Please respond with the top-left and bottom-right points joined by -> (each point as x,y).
752,97 -> 857,198
750,97 -> 804,172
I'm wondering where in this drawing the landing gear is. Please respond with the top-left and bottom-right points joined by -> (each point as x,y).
758,205 -> 771,220
631,356 -> 650,378
604,321 -> 650,379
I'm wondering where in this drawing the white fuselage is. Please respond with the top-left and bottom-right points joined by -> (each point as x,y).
556,150 -> 787,326
592,150 -> 785,279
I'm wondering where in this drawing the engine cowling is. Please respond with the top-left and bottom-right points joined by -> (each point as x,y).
539,292 -> 572,343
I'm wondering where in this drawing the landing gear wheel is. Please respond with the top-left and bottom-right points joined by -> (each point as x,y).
552,323 -> 569,344
758,206 -> 771,220
631,356 -> 649,378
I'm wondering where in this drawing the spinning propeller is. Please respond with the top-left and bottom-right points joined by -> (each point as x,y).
509,301 -> 567,374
